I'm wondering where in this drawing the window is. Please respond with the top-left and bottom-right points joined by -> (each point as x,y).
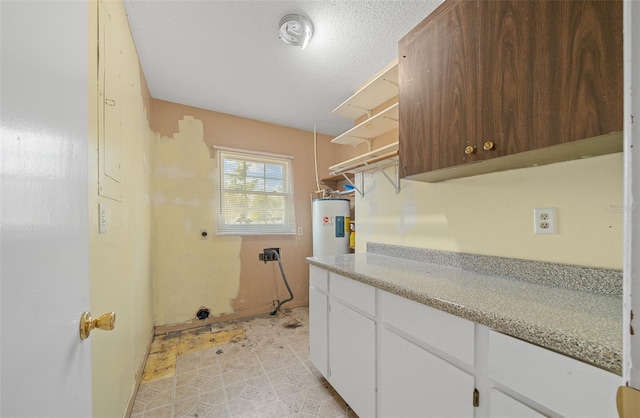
215,147 -> 295,235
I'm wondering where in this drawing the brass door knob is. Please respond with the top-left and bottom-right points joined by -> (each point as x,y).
464,145 -> 476,155
483,141 -> 495,151
80,311 -> 116,340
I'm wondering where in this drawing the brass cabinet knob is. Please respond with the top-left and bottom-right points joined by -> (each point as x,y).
464,145 -> 476,155
80,311 -> 116,340
483,141 -> 495,151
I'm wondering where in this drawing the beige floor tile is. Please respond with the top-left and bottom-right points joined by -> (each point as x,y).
227,397 -> 256,416
130,399 -> 146,416
198,375 -> 224,393
144,389 -> 173,411
199,387 -> 227,406
142,404 -> 172,418
131,307 -> 356,418
202,403 -> 230,418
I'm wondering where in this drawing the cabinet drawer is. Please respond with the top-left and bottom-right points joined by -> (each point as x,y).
329,273 -> 375,316
309,265 -> 328,292
488,330 -> 619,417
379,289 -> 474,365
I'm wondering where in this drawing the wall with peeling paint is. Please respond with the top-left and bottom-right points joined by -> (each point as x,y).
150,101 -> 337,328
88,1 -> 155,416
355,153 -> 623,269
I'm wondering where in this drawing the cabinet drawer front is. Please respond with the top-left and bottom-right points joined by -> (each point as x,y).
329,273 -> 375,316
309,265 -> 328,292
379,289 -> 474,365
488,330 -> 619,417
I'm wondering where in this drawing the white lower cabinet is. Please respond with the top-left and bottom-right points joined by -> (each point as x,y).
308,266 -> 622,418
329,299 -> 376,418
308,268 -> 376,417
488,389 -> 546,418
309,266 -> 329,377
488,330 -> 620,417
378,326 -> 475,417
308,286 -> 328,377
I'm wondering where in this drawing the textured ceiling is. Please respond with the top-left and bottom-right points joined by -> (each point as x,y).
123,1 -> 442,136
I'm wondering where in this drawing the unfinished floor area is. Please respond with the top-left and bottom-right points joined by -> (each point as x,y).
131,306 -> 356,417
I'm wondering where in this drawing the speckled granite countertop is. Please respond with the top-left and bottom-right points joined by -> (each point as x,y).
307,250 -> 622,375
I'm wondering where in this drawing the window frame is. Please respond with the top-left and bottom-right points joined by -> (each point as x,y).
215,146 -> 296,236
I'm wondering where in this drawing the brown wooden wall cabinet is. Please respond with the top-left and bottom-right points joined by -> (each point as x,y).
399,0 -> 623,183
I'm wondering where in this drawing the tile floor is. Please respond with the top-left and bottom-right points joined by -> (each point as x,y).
131,307 -> 357,418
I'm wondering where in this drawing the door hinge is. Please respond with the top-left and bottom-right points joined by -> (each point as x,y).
473,388 -> 480,407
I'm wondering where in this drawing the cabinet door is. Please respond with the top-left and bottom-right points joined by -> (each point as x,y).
480,0 -> 622,158
309,287 -> 328,378
399,0 -> 480,177
479,0 -> 542,158
328,300 -> 375,418
489,389 -> 546,418
488,330 -> 620,417
546,0 -> 622,144
378,327 -> 475,418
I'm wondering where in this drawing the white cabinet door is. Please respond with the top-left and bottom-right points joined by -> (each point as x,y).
489,330 -> 620,417
309,286 -> 328,378
489,389 -> 546,418
329,299 -> 376,418
378,327 -> 475,418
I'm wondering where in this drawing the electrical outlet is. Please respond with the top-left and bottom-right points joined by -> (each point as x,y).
534,208 -> 556,234
259,248 -> 280,262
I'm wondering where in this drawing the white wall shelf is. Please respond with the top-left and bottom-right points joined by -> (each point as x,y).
329,142 -> 399,174
332,61 -> 399,120
330,103 -> 399,147
325,60 -> 401,195
325,142 -> 400,195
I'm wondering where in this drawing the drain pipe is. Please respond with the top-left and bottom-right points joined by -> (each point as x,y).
265,249 -> 294,315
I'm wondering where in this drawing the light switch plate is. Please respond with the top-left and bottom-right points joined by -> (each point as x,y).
99,203 -> 107,234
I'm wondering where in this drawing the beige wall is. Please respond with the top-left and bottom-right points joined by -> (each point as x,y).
150,100 -> 336,328
356,153 -> 623,269
88,1 -> 155,416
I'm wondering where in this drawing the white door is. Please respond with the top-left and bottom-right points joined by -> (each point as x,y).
623,0 -> 640,391
1,1 -> 92,416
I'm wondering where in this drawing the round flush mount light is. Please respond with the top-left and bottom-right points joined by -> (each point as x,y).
279,14 -> 313,49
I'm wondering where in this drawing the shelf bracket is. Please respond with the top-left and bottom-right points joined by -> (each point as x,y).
363,160 -> 401,194
342,173 -> 364,197
347,103 -> 373,119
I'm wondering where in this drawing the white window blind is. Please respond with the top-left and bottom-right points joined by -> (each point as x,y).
215,147 -> 296,235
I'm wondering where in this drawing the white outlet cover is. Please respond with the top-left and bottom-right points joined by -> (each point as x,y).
534,208 -> 556,234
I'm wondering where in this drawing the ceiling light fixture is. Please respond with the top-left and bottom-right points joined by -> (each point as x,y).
279,14 -> 313,49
